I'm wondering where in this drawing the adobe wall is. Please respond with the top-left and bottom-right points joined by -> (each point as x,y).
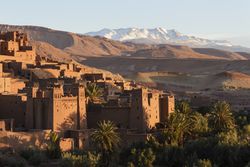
32,98 -> 52,130
0,120 -> 5,131
0,95 -> 26,128
119,131 -> 150,147
53,97 -> 79,131
160,95 -> 175,122
129,88 -> 162,132
14,50 -> 36,61
0,63 -> 2,77
87,106 -> 130,129
62,70 -> 80,79
10,78 -> 26,93
146,92 -> 160,129
0,131 -> 74,151
0,55 -> 35,64
0,78 -> 11,93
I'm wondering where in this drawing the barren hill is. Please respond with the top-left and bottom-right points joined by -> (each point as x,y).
130,45 -> 249,60
0,24 -> 135,60
131,45 -> 223,60
207,71 -> 250,89
30,41 -> 71,61
193,48 -> 247,60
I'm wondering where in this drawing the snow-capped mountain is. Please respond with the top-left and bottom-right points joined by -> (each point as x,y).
86,27 -> 250,52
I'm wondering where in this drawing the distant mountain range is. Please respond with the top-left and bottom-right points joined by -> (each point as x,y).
1,24 -> 250,61
86,27 -> 250,53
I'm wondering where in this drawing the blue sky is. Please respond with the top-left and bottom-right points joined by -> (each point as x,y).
1,0 -> 250,46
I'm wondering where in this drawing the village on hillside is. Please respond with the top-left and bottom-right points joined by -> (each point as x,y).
0,31 -> 249,167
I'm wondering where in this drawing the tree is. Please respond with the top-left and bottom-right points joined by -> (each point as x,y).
46,131 -> 61,159
188,112 -> 208,136
159,101 -> 208,146
90,120 -> 120,166
176,101 -> 191,114
127,148 -> 155,167
209,101 -> 236,133
217,130 -> 238,145
162,112 -> 192,146
85,83 -> 103,103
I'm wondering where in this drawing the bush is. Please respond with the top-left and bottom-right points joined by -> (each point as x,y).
126,148 -> 155,167
0,153 -> 26,167
157,146 -> 185,167
60,151 -> 101,167
29,152 -> 47,166
19,148 -> 36,160
60,152 -> 85,167
196,159 -> 212,167
20,148 -> 47,166
86,151 -> 101,167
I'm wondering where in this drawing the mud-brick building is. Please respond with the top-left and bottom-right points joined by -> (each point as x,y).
25,82 -> 87,131
0,31 -> 36,62
0,93 -> 27,129
87,88 -> 175,132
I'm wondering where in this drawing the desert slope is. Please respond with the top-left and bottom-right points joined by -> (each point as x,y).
0,24 -> 135,59
130,45 -> 226,60
30,41 -> 71,61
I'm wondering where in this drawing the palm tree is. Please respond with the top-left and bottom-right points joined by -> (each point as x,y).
177,101 -> 191,114
209,101 -> 236,133
188,112 -> 208,138
161,102 -> 206,145
46,131 -> 61,159
163,112 -> 192,146
90,120 -> 120,166
85,83 -> 103,103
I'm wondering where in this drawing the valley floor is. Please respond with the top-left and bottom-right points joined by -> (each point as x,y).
83,57 -> 250,111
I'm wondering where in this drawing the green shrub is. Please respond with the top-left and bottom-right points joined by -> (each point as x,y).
127,148 -> 155,167
60,152 -> 85,167
196,159 -> 212,167
85,151 -> 101,167
60,151 -> 101,167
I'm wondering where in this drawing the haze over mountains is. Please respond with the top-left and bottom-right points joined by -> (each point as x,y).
86,27 -> 250,53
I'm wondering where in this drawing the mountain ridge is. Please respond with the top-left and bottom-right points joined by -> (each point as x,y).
86,27 -> 250,53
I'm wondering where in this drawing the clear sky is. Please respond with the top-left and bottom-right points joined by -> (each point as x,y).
1,0 -> 250,46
